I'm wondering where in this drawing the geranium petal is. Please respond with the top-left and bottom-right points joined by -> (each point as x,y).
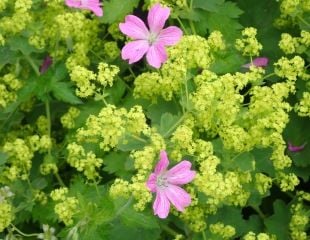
147,3 -> 170,34
121,40 -> 149,64
165,184 -> 191,212
167,161 -> 196,185
146,43 -> 167,68
242,57 -> 269,68
65,0 -> 81,7
154,150 -> 169,175
146,173 -> 157,192
158,26 -> 183,46
89,6 -> 103,16
153,189 -> 170,218
119,15 -> 149,39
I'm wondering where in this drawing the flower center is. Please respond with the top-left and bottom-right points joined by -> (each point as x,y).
148,32 -> 158,45
156,174 -> 168,188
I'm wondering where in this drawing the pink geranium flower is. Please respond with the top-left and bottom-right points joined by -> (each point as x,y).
146,150 -> 196,219
242,57 -> 269,68
119,4 -> 183,68
287,142 -> 307,152
65,0 -> 103,17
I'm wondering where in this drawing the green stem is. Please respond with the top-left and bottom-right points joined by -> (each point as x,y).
297,15 -> 310,27
189,20 -> 196,35
10,224 -> 39,238
126,132 -> 148,143
202,230 -> 207,240
128,66 -> 136,78
163,114 -> 186,138
160,224 -> 179,237
90,49 -> 105,61
261,72 -> 276,81
25,55 -> 40,76
55,172 -> 66,187
251,205 -> 266,219
45,100 -> 65,187
115,197 -> 133,217
176,17 -> 189,35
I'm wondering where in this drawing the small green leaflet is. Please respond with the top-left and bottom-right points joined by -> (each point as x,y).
102,0 -> 140,24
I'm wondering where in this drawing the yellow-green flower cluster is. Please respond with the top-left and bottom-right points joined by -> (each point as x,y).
0,0 -> 33,35
170,35 -> 213,69
26,134 -> 52,153
243,232 -> 276,240
61,107 -> 80,129
1,138 -> 34,183
97,62 -> 120,87
278,31 -> 310,55
170,125 -> 196,160
274,56 -> 305,81
274,0 -> 309,28
134,35 -> 214,101
36,116 -> 49,135
191,70 -> 244,136
194,156 -> 250,207
34,190 -> 48,205
28,35 -> 46,50
103,41 -> 120,60
69,65 -> 97,98
289,202 -> 309,240
0,73 -> 22,108
0,201 -> 14,233
255,173 -> 273,195
77,105 -> 148,151
277,172 -> 300,192
209,222 -> 236,239
40,163 -> 58,175
0,0 -> 8,12
208,31 -> 226,52
147,0 -> 187,8
50,188 -> 79,226
235,27 -> 262,56
109,179 -> 131,199
69,62 -> 119,98
295,92 -> 310,117
179,205 -> 206,232
67,142 -> 103,180
0,34 -> 4,46
194,139 -> 214,162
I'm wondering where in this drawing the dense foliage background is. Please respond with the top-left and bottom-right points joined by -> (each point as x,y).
0,0 -> 309,239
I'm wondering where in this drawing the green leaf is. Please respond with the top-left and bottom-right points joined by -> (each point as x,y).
0,152 -> 8,165
102,0 -> 139,24
147,99 -> 180,125
234,152 -> 255,171
117,132 -> 147,151
252,148 -> 275,177
264,200 -> 291,240
51,81 -> 82,104
8,36 -> 40,55
192,0 -> 225,12
0,46 -> 19,67
103,151 -> 131,177
107,222 -> 160,240
158,113 -> 182,137
105,78 -> 126,104
121,207 -> 159,230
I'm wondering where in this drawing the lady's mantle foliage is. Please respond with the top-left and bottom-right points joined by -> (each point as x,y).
65,0 -> 103,17
119,3 -> 183,68
146,151 -> 195,218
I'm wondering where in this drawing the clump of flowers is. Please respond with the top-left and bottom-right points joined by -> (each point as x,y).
119,3 -> 182,68
235,27 -> 263,56
65,0 -> 103,16
146,150 -> 196,218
